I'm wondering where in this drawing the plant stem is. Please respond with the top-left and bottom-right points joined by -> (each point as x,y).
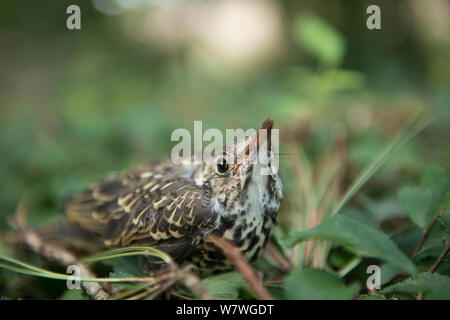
205,232 -> 274,300
428,242 -> 450,273
412,209 -> 442,257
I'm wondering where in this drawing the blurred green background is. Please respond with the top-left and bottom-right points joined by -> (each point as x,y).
0,0 -> 449,298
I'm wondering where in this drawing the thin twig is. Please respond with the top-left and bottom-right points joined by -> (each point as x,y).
127,273 -> 177,300
205,232 -> 273,300
171,292 -> 193,300
178,265 -> 212,300
110,260 -> 211,300
127,264 -> 212,300
13,204 -> 112,300
265,242 -> 292,272
412,209 -> 442,257
428,242 -> 450,273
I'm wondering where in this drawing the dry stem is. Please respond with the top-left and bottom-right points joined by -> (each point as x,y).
205,231 -> 274,300
412,209 -> 442,257
428,242 -> 450,273
13,205 -> 112,300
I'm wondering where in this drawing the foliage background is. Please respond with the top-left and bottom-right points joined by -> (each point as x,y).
0,0 -> 449,299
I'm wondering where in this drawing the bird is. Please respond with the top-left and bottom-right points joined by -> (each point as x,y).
59,118 -> 283,274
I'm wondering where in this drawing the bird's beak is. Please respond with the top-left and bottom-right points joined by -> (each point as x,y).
232,118 -> 274,175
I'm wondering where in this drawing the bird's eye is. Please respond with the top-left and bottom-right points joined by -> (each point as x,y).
216,158 -> 229,173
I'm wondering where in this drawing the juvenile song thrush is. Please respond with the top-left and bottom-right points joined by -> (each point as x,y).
61,119 -> 282,274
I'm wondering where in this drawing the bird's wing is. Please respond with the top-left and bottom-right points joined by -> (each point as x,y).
63,169 -> 220,261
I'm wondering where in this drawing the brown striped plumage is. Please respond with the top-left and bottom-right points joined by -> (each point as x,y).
61,119 -> 283,274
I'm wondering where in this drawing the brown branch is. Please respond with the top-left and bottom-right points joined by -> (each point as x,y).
178,265 -> 212,300
428,242 -> 450,273
12,204 -> 212,300
128,274 -> 178,300
412,209 -> 442,257
149,262 -> 212,300
265,242 -> 292,272
205,232 -> 274,300
171,292 -> 193,300
409,209 -> 445,300
125,264 -> 212,300
13,204 -> 113,300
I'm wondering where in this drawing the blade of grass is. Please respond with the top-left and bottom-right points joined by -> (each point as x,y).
0,256 -> 127,282
332,109 -> 431,216
108,282 -> 155,300
0,247 -> 170,283
80,246 -> 172,264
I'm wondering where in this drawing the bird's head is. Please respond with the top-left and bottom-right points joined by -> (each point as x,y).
193,118 -> 282,217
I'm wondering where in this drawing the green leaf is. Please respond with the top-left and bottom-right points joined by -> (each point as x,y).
281,214 -> 417,274
382,272 -> 450,300
399,166 -> 450,229
284,268 -> 359,300
421,165 -> 449,190
202,272 -> 246,299
398,187 -> 432,229
359,294 -> 387,300
293,14 -> 346,67
442,191 -> 450,209
416,212 -> 449,258
105,256 -> 147,277
106,256 -> 147,290
59,288 -> 89,300
380,264 -> 402,285
414,244 -> 448,263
